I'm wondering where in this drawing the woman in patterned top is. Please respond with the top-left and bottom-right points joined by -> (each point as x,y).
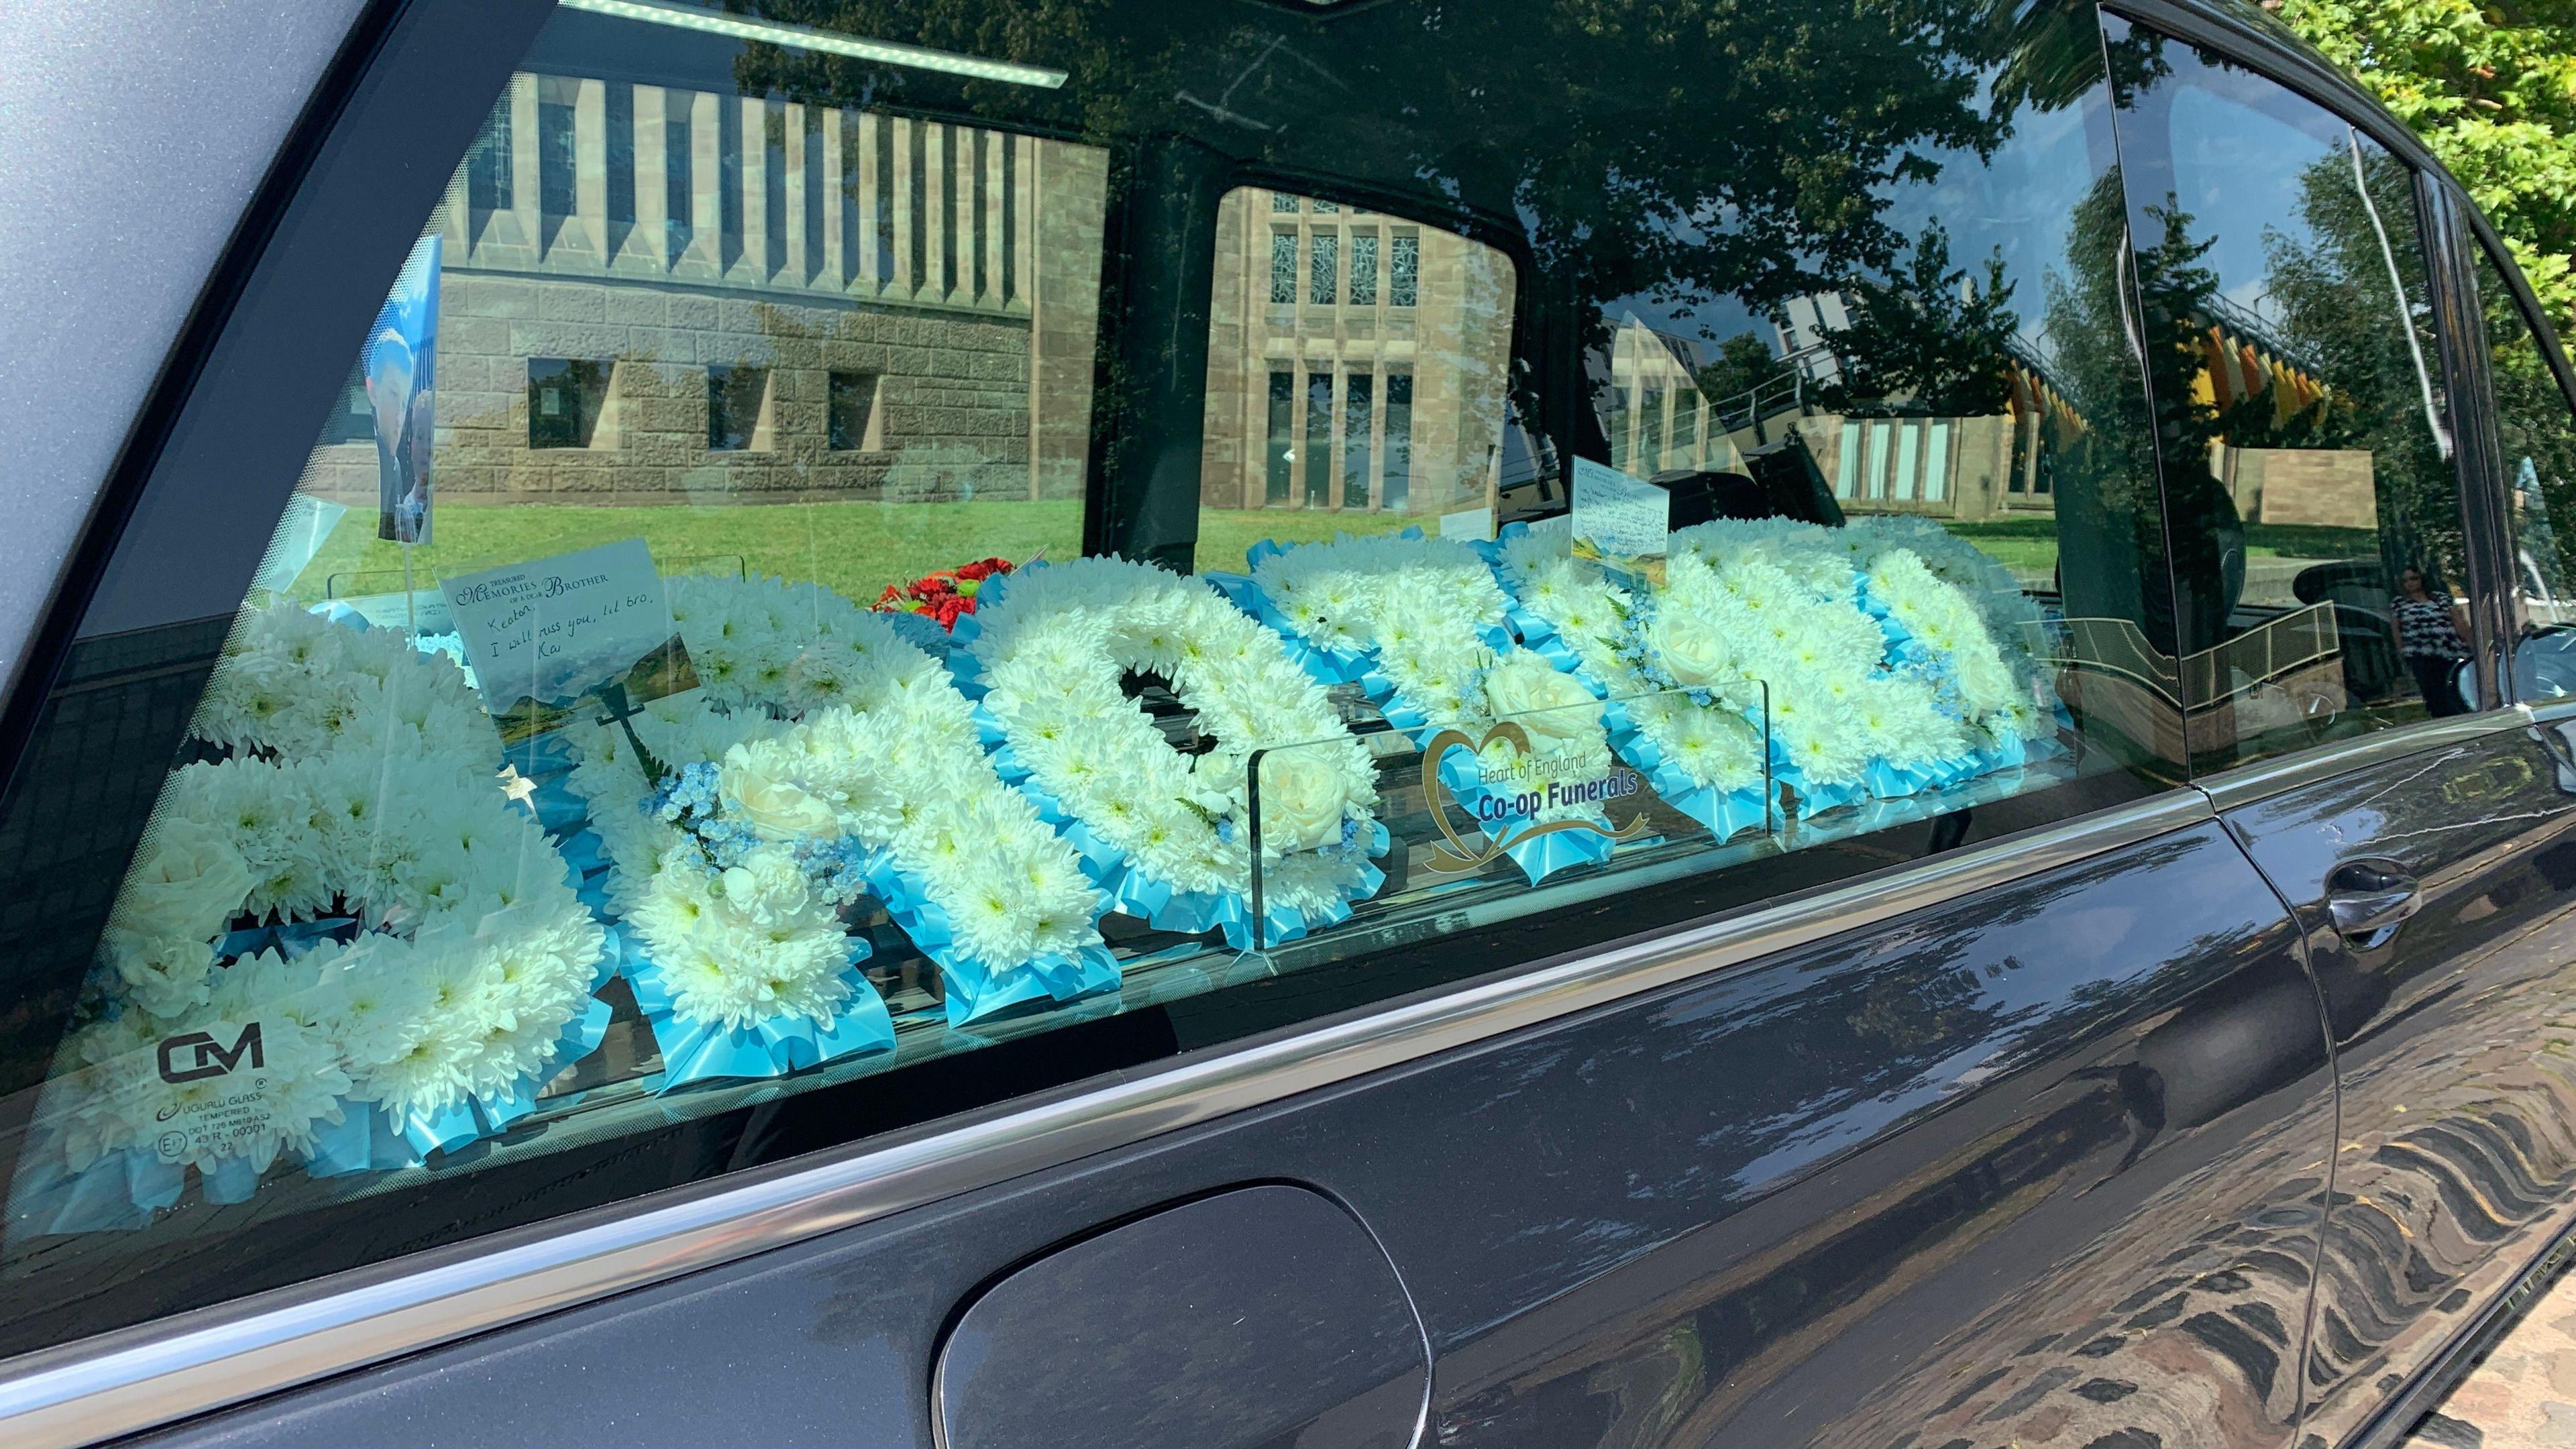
2392,565 -> 2472,716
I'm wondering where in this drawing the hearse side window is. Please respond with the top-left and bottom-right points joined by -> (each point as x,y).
1174,3 -> 2183,1030
0,0 -> 2196,1356
2468,242 -> 2576,698
2105,19 -> 2480,767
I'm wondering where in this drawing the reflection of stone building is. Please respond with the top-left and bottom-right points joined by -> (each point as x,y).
1197,189 -> 1515,517
305,72 -> 1106,509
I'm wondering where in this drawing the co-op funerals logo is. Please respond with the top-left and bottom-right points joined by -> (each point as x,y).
1421,722 -> 1654,875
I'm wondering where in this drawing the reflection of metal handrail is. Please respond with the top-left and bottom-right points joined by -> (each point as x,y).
2057,602 -> 2341,708
1705,368 -> 1805,436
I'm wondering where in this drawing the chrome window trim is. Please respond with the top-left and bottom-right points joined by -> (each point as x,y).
0,787 -> 2211,1449
2193,709 -> 2535,814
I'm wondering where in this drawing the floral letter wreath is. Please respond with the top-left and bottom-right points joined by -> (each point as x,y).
24,738 -> 608,1232
1497,516 -> 2060,826
562,576 -> 1114,1077
1235,531 -> 1638,883
957,557 -> 1385,947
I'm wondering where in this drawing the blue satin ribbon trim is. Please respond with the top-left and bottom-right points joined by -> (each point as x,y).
619,927 -> 894,1088
848,845 -> 1122,1025
1598,698 -> 1773,840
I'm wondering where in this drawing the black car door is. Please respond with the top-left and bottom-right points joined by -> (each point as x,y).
2103,20 -> 2576,1447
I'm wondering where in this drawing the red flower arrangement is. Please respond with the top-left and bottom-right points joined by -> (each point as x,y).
875,555 -> 1020,630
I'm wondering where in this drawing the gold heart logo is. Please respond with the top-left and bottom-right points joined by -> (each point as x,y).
1419,722 -> 1654,875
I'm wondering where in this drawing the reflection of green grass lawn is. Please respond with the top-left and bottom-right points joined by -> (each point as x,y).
284,498 -> 1414,606
1932,517 -> 2381,585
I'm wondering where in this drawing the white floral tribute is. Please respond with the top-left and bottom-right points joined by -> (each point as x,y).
1497,514 -> 2059,820
959,556 -> 1382,943
1831,515 -> 2061,745
44,741 -> 605,1205
1496,529 -> 1772,811
191,602 -> 496,771
562,574 -> 1111,1041
1246,532 -> 1626,880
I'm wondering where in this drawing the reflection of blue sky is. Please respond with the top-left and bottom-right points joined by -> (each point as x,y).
1880,98 -> 2099,361
2164,83 -> 2347,323
1606,89 -> 2113,367
1609,277 -> 1770,358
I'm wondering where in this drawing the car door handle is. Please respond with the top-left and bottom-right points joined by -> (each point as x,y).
2325,857 -> 2422,943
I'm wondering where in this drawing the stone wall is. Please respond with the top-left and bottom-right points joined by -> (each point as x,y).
307,273 -> 1042,507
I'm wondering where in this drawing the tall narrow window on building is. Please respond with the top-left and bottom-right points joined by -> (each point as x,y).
719,95 -> 744,266
807,107 -> 828,287
869,117 -> 896,284
319,367 -> 374,446
1639,387 -> 1666,474
665,107 -> 693,258
1382,372 -> 1413,510
1892,417 -> 1922,500
1344,373 -> 1375,510
528,358 -> 610,449
1673,396 -> 1699,468
828,371 -> 880,451
1390,234 -> 1419,307
467,95 -> 514,213
1349,232 -> 1379,307
1311,232 -> 1339,306
606,83 -> 635,229
1862,418 -> 1893,500
1922,420 -> 1952,502
1270,231 -> 1298,305
763,101 -> 788,278
1837,419 -> 1862,497
707,364 -> 768,450
1266,370 -> 1295,504
539,78 -> 578,232
1305,370 -> 1334,506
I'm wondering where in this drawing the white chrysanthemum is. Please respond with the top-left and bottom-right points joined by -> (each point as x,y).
1252,533 -> 1611,829
969,556 -> 1377,914
193,604 -> 494,772
83,736 -> 604,1140
52,948 -> 352,1178
567,585 -> 1111,1018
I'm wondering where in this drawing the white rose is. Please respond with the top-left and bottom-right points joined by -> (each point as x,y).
717,844 -> 817,928
1254,752 -> 1350,854
1483,657 -> 1599,747
718,745 -> 840,840
1651,613 -> 1734,688
114,818 -> 254,946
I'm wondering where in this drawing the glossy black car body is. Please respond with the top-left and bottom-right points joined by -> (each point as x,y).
3,3 -> 2576,1448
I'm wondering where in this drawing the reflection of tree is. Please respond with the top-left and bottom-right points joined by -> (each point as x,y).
1813,223 -> 2018,417
2035,168 -> 2175,651
737,0 -> 2061,444
1695,333 -> 1792,411
2261,146 -> 2461,590
2484,266 -> 2576,601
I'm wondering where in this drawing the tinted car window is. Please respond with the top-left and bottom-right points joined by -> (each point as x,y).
2469,241 -> 2576,697
0,0 -> 2186,1354
2106,20 -> 2477,766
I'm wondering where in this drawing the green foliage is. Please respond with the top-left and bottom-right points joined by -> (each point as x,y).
1812,223 -> 2022,417
2276,0 -> 2576,329
1694,333 -> 1794,414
